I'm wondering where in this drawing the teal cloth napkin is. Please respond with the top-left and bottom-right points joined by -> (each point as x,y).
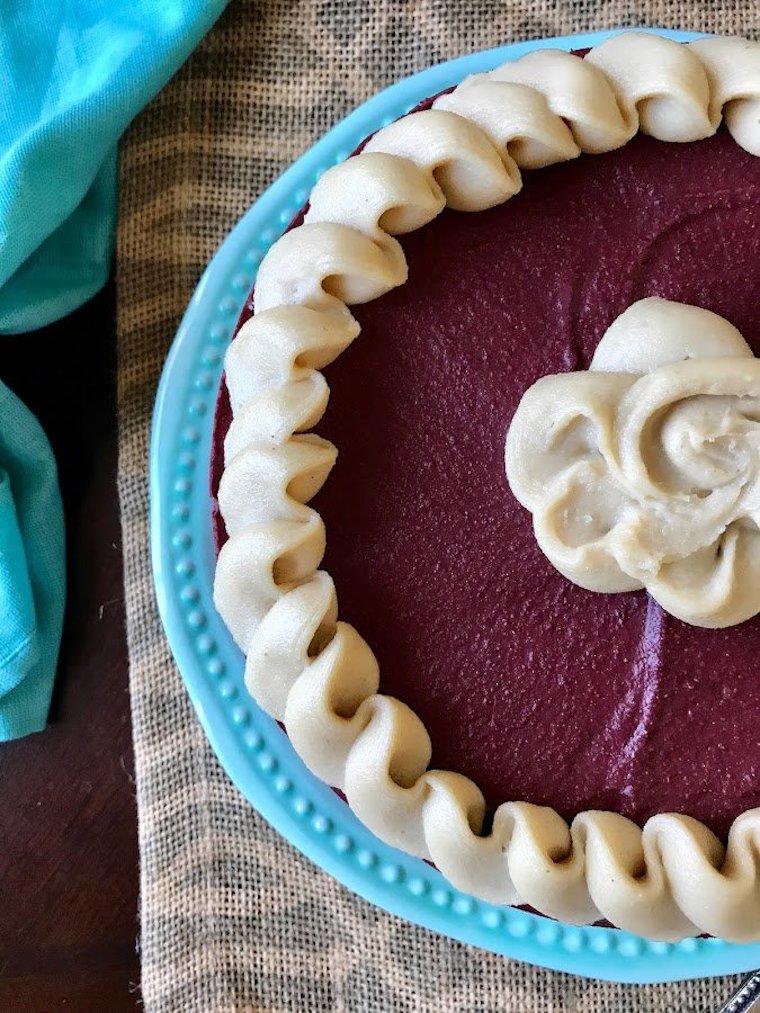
1,0 -> 230,334
0,381 -> 65,741
0,0 -> 229,738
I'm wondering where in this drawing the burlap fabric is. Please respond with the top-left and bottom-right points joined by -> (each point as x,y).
117,2 -> 760,1009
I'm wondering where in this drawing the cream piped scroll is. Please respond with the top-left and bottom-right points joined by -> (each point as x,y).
506,298 -> 760,628
215,34 -> 760,941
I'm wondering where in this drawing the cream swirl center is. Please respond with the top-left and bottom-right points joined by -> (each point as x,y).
506,298 -> 760,628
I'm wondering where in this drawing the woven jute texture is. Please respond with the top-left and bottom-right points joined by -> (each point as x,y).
117,2 -> 760,1010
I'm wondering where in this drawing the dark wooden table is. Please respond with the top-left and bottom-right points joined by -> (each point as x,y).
0,285 -> 140,1010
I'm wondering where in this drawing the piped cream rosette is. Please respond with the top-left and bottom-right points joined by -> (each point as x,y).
506,298 -> 760,628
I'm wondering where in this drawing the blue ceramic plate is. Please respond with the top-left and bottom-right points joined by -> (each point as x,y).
150,28 -> 760,983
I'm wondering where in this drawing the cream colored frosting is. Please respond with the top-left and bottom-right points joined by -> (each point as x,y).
214,34 -> 760,941
506,299 -> 760,629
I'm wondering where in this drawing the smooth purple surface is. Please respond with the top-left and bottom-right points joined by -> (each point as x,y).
215,127 -> 760,838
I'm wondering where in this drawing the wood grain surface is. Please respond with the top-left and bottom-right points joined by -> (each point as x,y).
0,285 -> 140,1011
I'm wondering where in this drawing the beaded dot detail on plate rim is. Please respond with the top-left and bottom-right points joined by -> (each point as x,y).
232,273 -> 251,291
244,730 -> 263,750
357,849 -> 377,870
536,924 -> 559,947
195,633 -> 216,654
380,864 -> 401,884
194,372 -> 214,392
617,937 -> 644,958
312,815 -> 332,834
590,933 -> 611,954
507,917 -> 531,939
453,896 -> 474,916
677,937 -> 699,953
563,929 -> 584,953
231,706 -> 249,726
293,797 -> 312,817
649,941 -> 671,956
334,834 -> 353,853
187,609 -> 206,629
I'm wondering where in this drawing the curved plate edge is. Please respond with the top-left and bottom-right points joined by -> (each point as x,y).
150,27 -> 760,984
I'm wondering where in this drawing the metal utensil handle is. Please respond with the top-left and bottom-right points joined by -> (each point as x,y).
717,972 -> 760,1013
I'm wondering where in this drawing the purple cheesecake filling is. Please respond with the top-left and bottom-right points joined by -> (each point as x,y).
214,126 -> 760,839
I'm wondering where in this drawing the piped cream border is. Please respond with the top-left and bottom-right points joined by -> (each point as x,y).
214,33 -> 760,942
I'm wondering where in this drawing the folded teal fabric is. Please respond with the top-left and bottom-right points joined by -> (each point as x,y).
0,0 -> 230,334
0,381 -> 65,741
0,0 -> 230,738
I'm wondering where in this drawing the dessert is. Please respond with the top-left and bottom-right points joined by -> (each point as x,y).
212,33 -> 760,941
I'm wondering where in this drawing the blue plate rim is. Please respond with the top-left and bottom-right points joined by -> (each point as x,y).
150,26 -> 760,984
